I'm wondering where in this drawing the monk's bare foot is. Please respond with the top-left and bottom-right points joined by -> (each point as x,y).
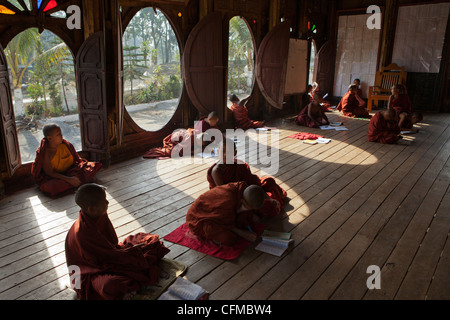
123,291 -> 136,300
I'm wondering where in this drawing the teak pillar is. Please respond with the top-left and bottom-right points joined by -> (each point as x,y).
378,0 -> 399,69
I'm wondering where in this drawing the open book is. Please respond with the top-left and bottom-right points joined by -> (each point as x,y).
255,230 -> 294,257
158,277 -> 209,300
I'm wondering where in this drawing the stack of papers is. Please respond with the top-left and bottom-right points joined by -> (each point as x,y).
316,138 -> 332,144
158,277 -> 209,300
255,231 -> 294,257
320,125 -> 348,131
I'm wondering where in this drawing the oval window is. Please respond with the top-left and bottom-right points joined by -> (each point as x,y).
227,16 -> 255,106
5,28 -> 79,164
123,8 -> 182,132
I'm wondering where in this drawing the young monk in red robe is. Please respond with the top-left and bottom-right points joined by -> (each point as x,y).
294,101 -> 330,128
143,112 -> 220,159
353,79 -> 366,107
311,82 -> 332,112
367,109 -> 401,144
206,141 -> 287,217
65,183 -> 170,300
337,84 -> 372,119
186,182 -> 266,246
388,84 -> 412,129
230,94 -> 265,130
31,124 -> 102,198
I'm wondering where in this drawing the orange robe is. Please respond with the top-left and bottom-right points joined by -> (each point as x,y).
186,182 -> 256,246
206,160 -> 287,217
65,210 -> 170,300
230,103 -> 264,130
31,139 -> 102,198
337,91 -> 371,118
367,112 -> 401,144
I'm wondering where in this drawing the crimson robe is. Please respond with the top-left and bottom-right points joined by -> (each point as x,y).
31,138 -> 102,198
186,182 -> 256,246
143,128 -> 195,159
367,112 -> 401,144
207,160 -> 287,217
337,91 -> 371,118
390,94 -> 412,115
230,103 -> 264,130
294,104 -> 329,128
65,210 -> 170,300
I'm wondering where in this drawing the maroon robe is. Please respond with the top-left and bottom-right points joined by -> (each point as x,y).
294,104 -> 329,128
65,210 -> 170,300
186,182 -> 256,246
143,128 -> 195,159
367,112 -> 401,144
390,94 -> 412,115
207,160 -> 287,217
31,138 -> 102,198
230,103 -> 264,130
337,91 -> 371,118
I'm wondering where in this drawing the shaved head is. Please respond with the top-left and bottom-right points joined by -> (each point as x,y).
43,123 -> 60,138
243,185 -> 266,210
75,183 -> 107,214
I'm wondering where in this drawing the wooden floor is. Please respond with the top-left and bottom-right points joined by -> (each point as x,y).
0,110 -> 449,300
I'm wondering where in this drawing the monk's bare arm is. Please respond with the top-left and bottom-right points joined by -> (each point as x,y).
43,152 -> 81,187
239,96 -> 251,107
231,227 -> 257,242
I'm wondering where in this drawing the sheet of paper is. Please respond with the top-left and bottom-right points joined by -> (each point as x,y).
255,241 -> 288,257
320,125 -> 335,130
334,126 -> 349,131
316,138 -> 332,144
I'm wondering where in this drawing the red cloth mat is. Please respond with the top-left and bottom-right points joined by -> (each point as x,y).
163,223 -> 265,260
288,132 -> 324,140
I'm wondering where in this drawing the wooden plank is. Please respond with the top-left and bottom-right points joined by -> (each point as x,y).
268,120 -> 449,300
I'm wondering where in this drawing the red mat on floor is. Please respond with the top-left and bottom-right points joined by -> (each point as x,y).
163,223 -> 265,260
288,132 -> 324,140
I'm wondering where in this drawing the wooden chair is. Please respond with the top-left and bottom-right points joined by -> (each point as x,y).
367,63 -> 407,111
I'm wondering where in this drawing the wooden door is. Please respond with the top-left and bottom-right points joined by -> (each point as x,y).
0,44 -> 21,177
183,12 -> 225,119
255,22 -> 291,109
314,40 -> 336,97
76,32 -> 109,161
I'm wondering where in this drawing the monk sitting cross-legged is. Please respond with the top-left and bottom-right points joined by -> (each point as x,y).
367,109 -> 401,144
388,84 -> 412,130
207,140 -> 287,217
31,124 -> 102,198
337,84 -> 372,119
186,182 -> 266,246
294,101 -> 330,128
65,183 -> 170,300
229,94 -> 265,130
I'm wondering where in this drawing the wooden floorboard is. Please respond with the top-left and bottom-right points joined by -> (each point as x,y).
0,111 -> 449,300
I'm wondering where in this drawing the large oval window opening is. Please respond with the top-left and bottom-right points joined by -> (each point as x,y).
227,16 -> 255,107
123,8 -> 182,132
5,28 -> 79,164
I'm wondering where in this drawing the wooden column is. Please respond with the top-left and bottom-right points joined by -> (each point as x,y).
378,0 -> 399,69
199,0 -> 213,20
269,0 -> 281,30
